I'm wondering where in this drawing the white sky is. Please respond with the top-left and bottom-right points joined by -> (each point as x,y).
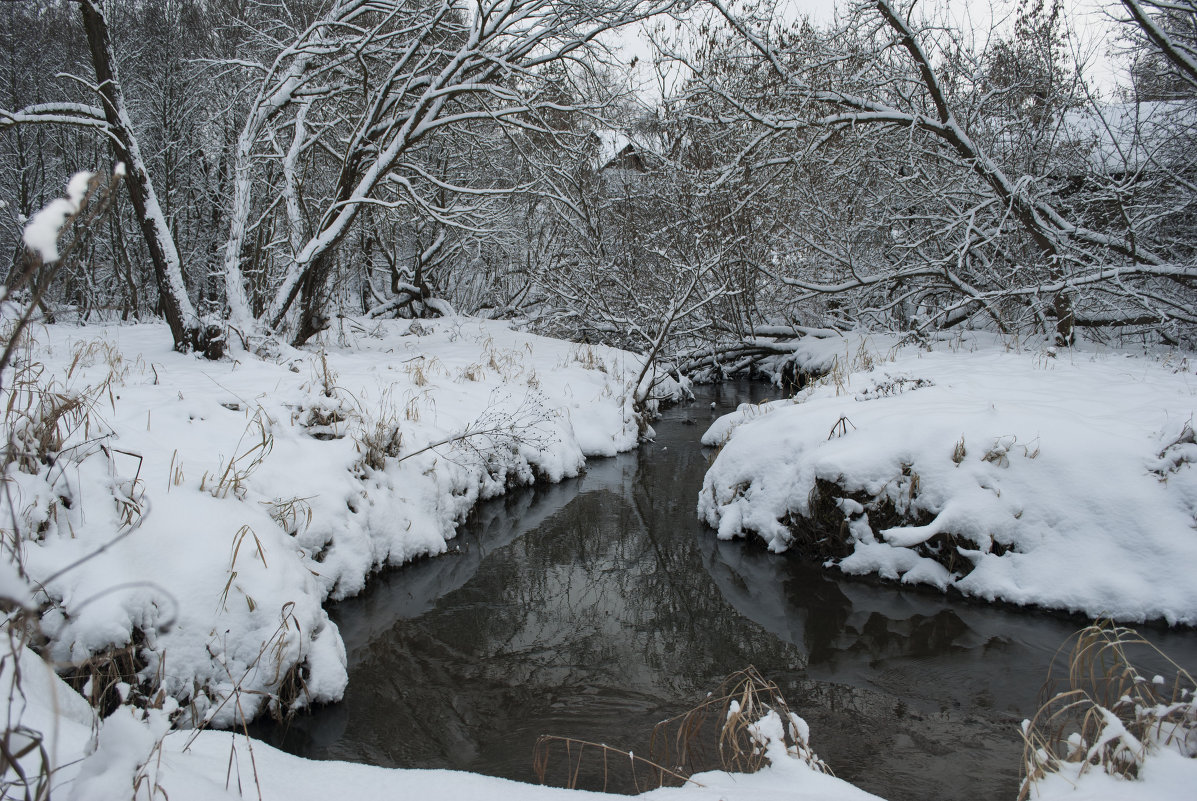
612,0 -> 1132,102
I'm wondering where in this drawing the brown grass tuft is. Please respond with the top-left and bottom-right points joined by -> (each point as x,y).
1018,620 -> 1196,799
532,667 -> 829,793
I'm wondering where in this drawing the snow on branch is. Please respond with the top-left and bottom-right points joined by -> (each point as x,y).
21,171 -> 97,264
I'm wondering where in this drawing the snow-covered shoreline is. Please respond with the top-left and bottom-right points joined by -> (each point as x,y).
2,316 -> 676,728
699,334 -> 1197,625
1,317 -> 897,798
2,322 -> 1195,800
0,638 -> 887,801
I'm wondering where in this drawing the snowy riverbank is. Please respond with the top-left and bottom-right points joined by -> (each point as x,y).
2,316 -> 672,727
0,315 -> 900,799
1,640 -> 887,801
700,334 -> 1197,624
3,321 -> 1195,800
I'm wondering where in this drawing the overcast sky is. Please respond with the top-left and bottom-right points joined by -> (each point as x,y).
614,0 -> 1131,101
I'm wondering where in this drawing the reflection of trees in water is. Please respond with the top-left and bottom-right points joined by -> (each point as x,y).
704,524 -> 1066,678
447,484 -> 802,694
624,446 -> 803,683
279,414 -> 818,782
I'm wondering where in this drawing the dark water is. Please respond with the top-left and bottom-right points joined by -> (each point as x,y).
254,381 -> 1197,800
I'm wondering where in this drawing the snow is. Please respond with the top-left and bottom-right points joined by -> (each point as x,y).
1025,703 -> 1197,801
3,320 -> 1195,800
699,335 -> 1197,624
21,171 -> 93,262
2,316 -> 674,726
0,558 -> 33,608
1029,750 -> 1196,800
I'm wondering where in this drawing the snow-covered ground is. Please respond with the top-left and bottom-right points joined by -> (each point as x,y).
3,321 -> 1195,800
0,315 -> 892,800
700,334 -> 1197,624
697,333 -> 1197,799
2,316 -> 672,727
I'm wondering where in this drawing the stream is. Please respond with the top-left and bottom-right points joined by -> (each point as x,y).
253,380 -> 1197,800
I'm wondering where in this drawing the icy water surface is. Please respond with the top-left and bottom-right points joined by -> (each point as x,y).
254,381 -> 1197,800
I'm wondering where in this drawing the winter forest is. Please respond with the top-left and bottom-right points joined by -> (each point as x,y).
2,0 -> 1197,799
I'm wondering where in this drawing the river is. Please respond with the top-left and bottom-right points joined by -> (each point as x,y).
252,380 -> 1197,800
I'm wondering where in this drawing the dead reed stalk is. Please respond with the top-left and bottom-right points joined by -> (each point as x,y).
1018,620 -> 1196,799
532,666 -> 829,793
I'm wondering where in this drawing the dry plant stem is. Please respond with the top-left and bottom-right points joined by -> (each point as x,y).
185,602 -> 310,740
533,667 -> 829,792
532,735 -> 700,792
1018,620 -> 1197,800
650,666 -> 831,778
0,609 -> 52,801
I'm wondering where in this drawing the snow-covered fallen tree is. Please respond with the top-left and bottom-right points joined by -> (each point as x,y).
1,316 -> 676,727
699,334 -> 1197,624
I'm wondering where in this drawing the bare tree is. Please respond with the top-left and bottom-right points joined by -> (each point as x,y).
1122,0 -> 1197,91
1,1 -> 221,352
663,0 -> 1197,346
2,0 -> 682,353
212,0 -> 681,347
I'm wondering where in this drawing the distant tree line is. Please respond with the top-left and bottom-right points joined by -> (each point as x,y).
3,0 -> 1196,375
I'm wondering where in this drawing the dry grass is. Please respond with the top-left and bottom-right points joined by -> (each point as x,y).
0,606 -> 53,801
405,360 -> 429,387
570,345 -> 606,372
649,666 -> 830,778
532,667 -> 829,793
218,525 -> 268,614
403,356 -> 446,388
3,356 -> 113,476
827,414 -> 855,440
533,736 -> 696,793
61,635 -> 150,719
306,349 -> 338,399
458,362 -> 486,382
195,602 -> 312,729
66,338 -> 126,384
403,392 -> 434,422
201,408 -> 274,499
262,496 -> 313,537
811,337 -> 898,397
351,390 -> 403,475
1018,621 -> 1197,799
980,434 -> 1040,469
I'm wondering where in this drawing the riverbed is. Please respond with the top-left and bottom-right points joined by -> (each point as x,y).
253,381 -> 1197,800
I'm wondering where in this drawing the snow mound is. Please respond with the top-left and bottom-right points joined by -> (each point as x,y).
699,339 -> 1197,624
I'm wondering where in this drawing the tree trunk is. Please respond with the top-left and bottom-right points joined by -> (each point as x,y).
77,0 -> 212,354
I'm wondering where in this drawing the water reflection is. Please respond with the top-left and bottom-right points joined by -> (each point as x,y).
254,382 -> 1197,801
